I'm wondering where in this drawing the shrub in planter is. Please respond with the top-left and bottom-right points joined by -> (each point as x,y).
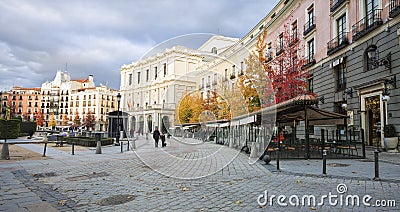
0,119 -> 20,139
383,124 -> 398,152
20,122 -> 37,134
62,136 -> 113,147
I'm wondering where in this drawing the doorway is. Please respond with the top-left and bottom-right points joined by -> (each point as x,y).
365,95 -> 380,146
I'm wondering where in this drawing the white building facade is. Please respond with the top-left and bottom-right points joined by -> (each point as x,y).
40,71 -> 118,131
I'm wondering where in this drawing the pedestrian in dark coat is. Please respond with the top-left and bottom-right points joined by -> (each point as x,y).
160,133 -> 166,147
153,127 -> 160,147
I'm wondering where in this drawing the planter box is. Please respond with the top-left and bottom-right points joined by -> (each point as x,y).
384,137 -> 399,152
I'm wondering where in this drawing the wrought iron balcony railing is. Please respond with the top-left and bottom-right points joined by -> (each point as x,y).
303,17 -> 316,36
390,0 -> 400,18
327,32 -> 349,55
330,0 -> 346,13
352,9 -> 383,41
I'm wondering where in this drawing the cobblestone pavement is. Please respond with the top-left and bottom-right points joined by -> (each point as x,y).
0,136 -> 399,211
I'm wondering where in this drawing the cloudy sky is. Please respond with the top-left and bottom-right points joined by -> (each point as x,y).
0,0 -> 279,90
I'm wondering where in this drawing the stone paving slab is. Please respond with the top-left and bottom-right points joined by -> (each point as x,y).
0,136 -> 399,211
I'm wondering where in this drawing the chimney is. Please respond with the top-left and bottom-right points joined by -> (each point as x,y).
89,75 -> 94,82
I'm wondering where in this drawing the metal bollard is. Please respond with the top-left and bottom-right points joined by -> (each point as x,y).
72,142 -> 75,155
1,143 -> 10,160
127,140 -> 130,151
121,141 -> 123,153
276,142 -> 281,171
43,142 -> 47,157
322,150 -> 327,175
373,150 -> 380,181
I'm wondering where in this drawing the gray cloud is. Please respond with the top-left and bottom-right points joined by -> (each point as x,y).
0,0 -> 278,90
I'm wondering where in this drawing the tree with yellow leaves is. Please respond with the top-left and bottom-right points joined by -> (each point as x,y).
48,113 -> 57,129
73,112 -> 81,127
62,114 -> 69,126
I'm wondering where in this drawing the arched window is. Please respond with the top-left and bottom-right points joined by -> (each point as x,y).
211,47 -> 217,54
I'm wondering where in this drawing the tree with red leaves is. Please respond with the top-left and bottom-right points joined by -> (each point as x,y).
35,110 -> 44,127
269,21 -> 311,103
84,110 -> 96,131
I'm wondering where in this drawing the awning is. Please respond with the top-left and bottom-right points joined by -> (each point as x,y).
275,105 -> 347,126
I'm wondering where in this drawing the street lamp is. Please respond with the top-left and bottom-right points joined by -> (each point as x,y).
367,46 -> 391,70
381,76 -> 396,103
341,87 -> 352,110
115,93 -> 121,146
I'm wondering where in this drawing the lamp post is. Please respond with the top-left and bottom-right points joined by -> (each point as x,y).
115,93 -> 121,146
1,94 -> 10,160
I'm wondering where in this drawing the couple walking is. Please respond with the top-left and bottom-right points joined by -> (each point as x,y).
153,127 -> 166,147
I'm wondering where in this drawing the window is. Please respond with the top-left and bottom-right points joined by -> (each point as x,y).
308,5 -> 314,26
308,77 -> 314,93
154,67 -> 157,79
307,39 -> 315,63
138,72 -> 141,84
337,14 -> 347,43
224,69 -> 228,80
279,33 -> 284,50
163,63 -> 167,77
146,69 -> 149,82
129,73 -> 133,85
291,20 -> 298,43
335,62 -> 346,91
211,47 -> 217,54
213,73 -> 217,85
201,78 -> 205,88
267,42 -> 273,60
207,76 -> 211,87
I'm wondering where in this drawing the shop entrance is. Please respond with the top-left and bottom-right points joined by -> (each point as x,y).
365,95 -> 381,147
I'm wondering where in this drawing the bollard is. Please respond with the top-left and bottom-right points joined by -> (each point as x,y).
276,142 -> 281,171
373,150 -> 380,181
121,141 -> 123,153
72,142 -> 75,155
127,140 -> 130,151
95,133 -> 102,154
322,150 -> 327,175
43,142 -> 47,157
132,138 -> 136,150
1,143 -> 10,160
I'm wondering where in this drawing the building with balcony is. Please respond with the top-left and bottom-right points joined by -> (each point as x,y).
0,87 -> 41,120
70,86 -> 118,131
259,0 -> 400,148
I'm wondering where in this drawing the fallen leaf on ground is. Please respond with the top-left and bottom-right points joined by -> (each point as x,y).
136,190 -> 143,192
152,187 -> 160,190
58,200 -> 67,206
310,206 -> 317,210
181,187 -> 190,191
93,192 -> 99,195
228,182 -> 234,185
234,200 -> 243,204
295,180 -> 303,184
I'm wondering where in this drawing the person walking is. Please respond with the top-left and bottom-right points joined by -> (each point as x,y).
153,127 -> 160,147
160,132 -> 166,147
